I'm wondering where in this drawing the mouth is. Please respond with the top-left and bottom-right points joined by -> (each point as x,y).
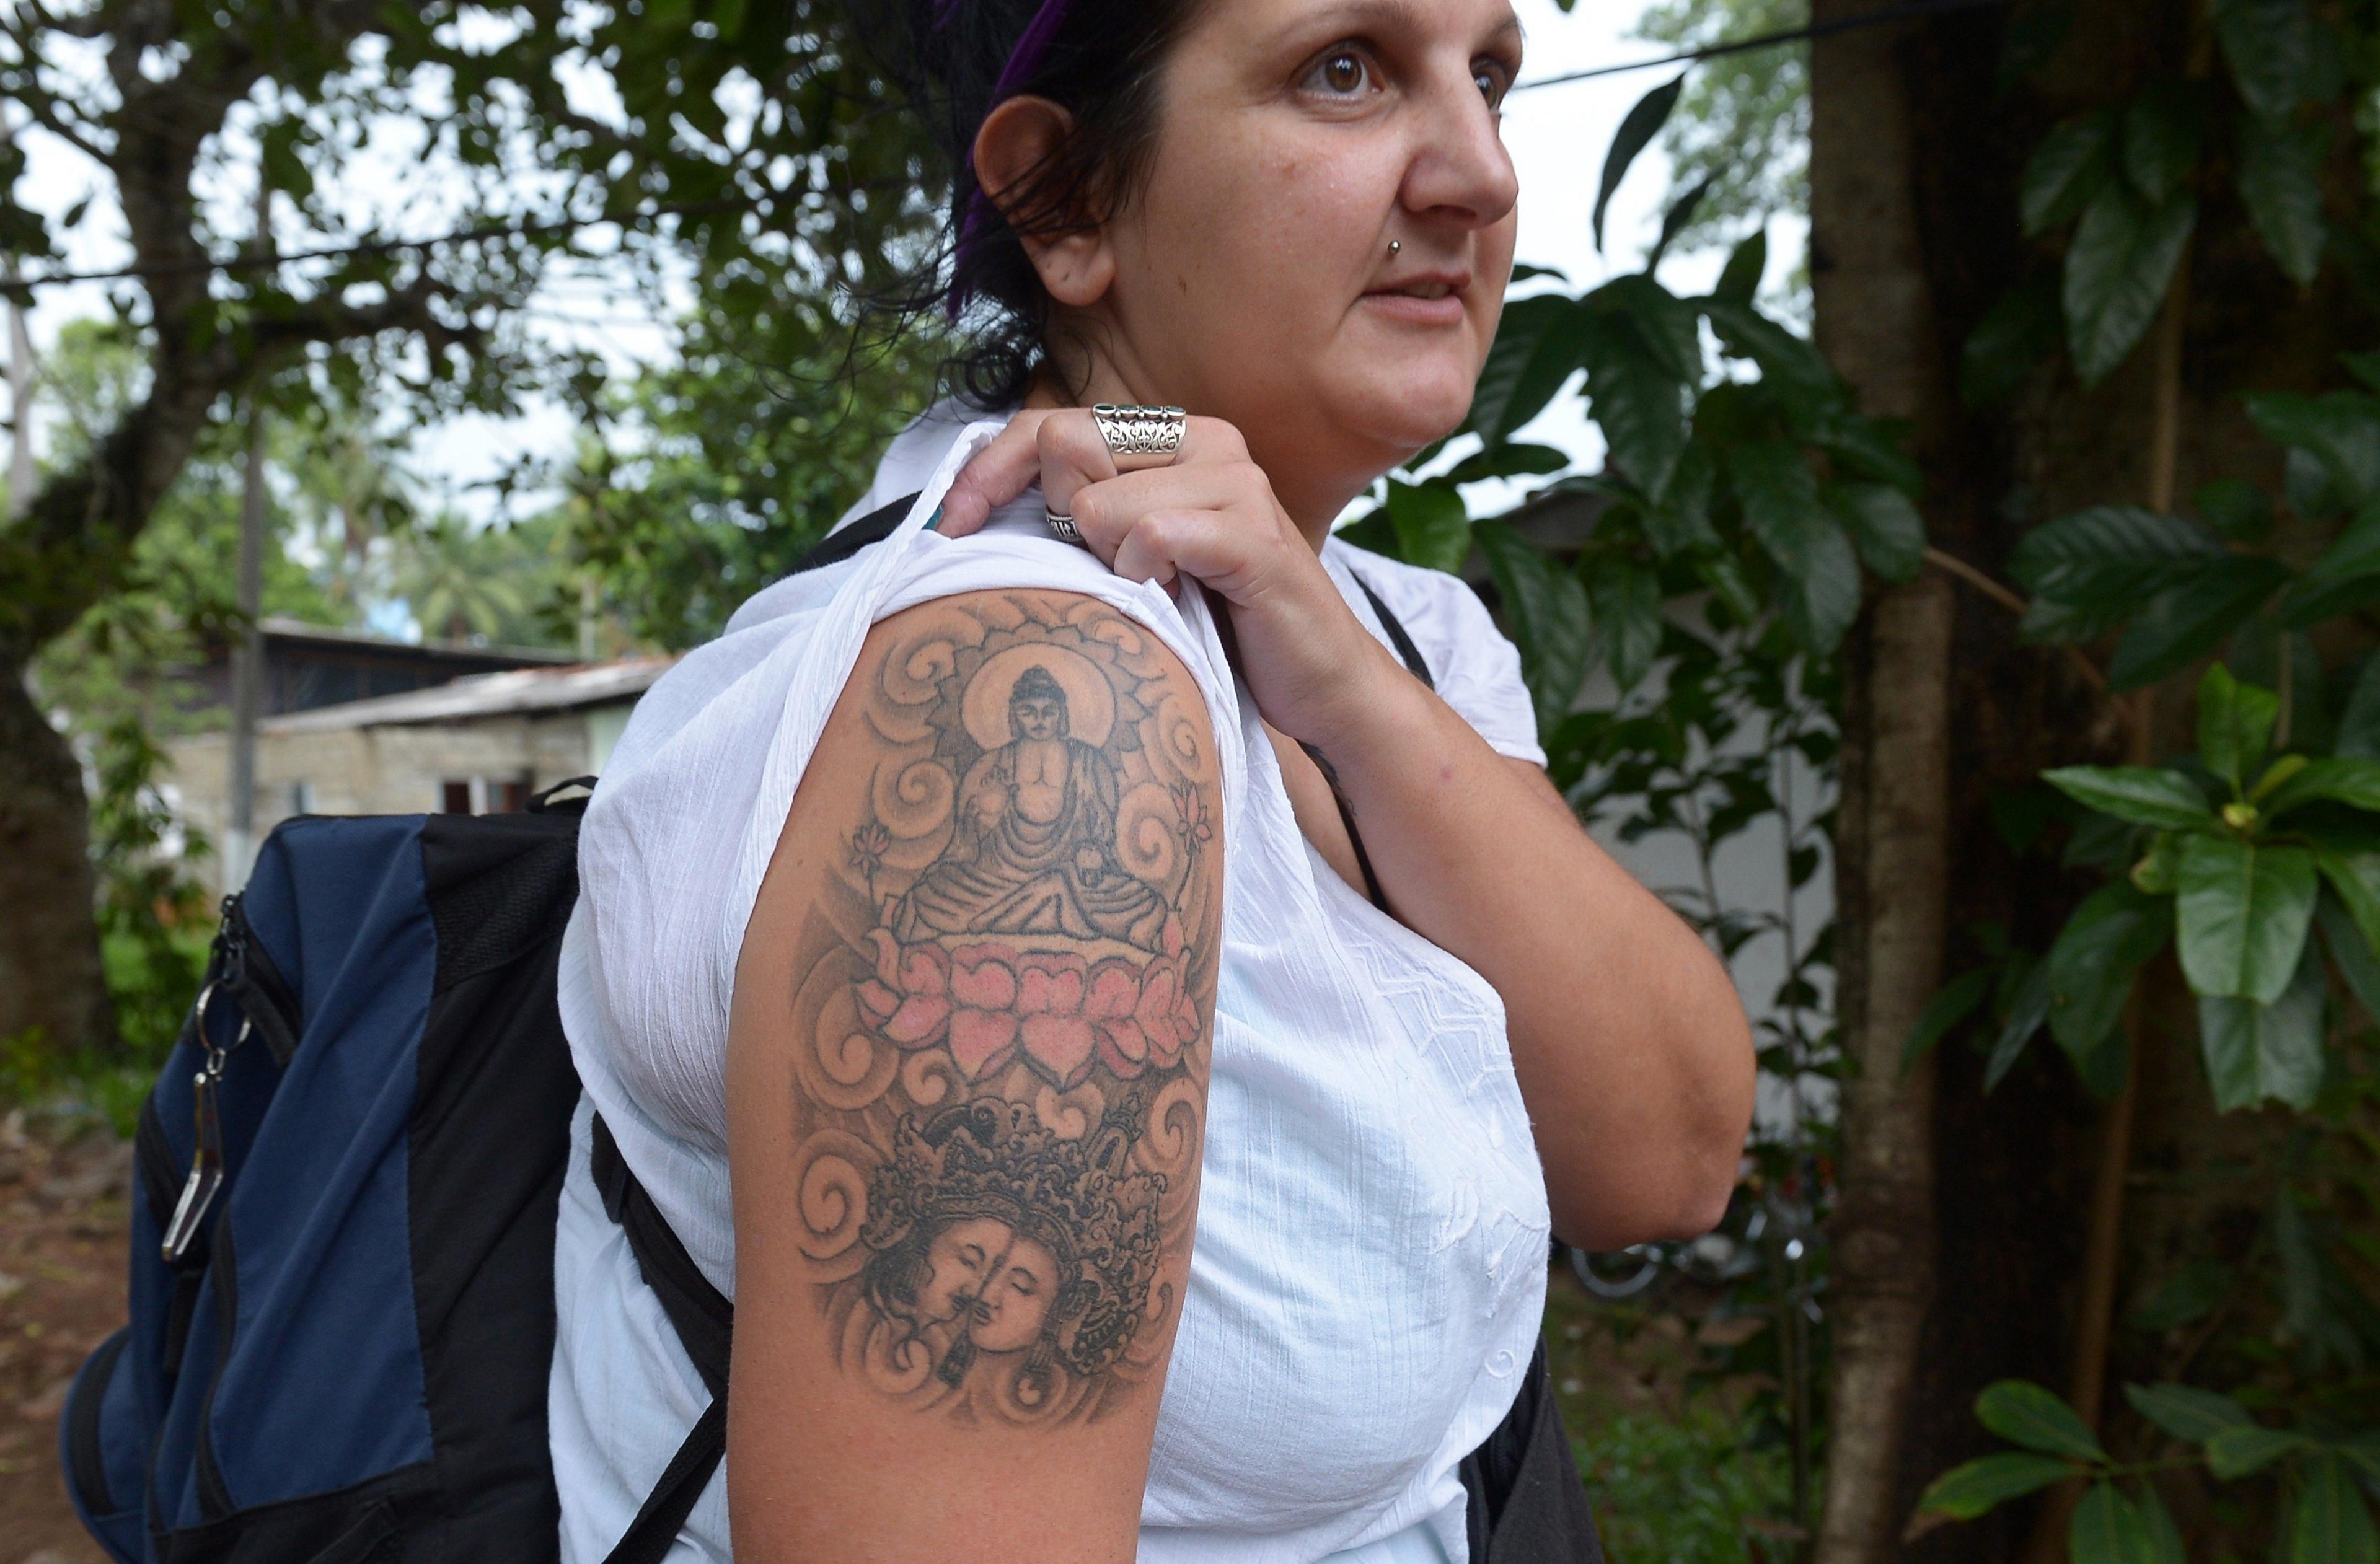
1362,271 -> 1471,324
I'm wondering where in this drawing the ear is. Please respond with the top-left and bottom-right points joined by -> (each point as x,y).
971,96 -> 1116,309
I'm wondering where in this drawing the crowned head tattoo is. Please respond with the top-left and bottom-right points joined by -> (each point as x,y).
858,1095 -> 1165,1404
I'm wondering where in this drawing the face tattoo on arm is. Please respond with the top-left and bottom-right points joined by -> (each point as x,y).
772,590 -> 1220,1428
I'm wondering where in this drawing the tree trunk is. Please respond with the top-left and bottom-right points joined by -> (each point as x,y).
0,664 -> 113,1060
1807,6 -> 1959,1560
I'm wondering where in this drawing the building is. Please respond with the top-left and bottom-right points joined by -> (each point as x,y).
165,655 -> 676,895
185,617 -> 580,718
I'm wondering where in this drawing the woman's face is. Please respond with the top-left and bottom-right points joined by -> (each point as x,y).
1024,0 -> 1524,520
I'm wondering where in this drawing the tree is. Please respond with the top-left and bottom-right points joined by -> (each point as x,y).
0,1 -> 938,1058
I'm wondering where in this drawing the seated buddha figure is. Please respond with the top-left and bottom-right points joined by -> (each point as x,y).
891,664 -> 1171,952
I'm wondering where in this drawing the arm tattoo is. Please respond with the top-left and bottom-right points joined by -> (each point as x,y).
780,592 -> 1220,1427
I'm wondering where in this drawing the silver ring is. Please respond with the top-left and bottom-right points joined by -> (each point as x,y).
1044,507 -> 1085,546
1091,403 -> 1188,473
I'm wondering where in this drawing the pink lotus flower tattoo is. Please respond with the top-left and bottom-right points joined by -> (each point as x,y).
853,926 -> 1200,1089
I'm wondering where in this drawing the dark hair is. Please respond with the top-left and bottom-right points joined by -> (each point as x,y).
852,0 -> 1210,408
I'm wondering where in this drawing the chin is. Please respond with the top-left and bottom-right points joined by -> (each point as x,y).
1339,361 -> 1479,456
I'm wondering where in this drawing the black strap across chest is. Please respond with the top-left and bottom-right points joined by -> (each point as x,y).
591,493 -> 1598,1564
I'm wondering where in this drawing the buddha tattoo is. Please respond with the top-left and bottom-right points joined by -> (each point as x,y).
783,592 -> 1220,1426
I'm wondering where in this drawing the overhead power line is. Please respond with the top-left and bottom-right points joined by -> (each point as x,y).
1513,0 -> 2017,92
2,0 -> 2022,294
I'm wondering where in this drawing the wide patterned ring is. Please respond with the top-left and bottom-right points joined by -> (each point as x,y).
1091,403 -> 1188,473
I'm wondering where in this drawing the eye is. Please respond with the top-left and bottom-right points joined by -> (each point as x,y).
1473,59 -> 1514,108
1303,46 -> 1377,98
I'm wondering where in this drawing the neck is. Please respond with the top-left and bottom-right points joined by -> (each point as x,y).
1020,362 -> 1374,555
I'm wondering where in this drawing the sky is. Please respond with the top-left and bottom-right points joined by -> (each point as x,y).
3,0 -> 1806,531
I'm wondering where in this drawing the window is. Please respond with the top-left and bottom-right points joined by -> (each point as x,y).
441,776 -> 531,815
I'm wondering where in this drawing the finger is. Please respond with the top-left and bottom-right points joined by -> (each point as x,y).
1034,410 -> 1121,522
938,410 -> 1059,537
1111,506 -> 1279,597
1069,464 -> 1255,547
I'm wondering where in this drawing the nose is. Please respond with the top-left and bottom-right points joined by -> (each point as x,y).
1398,66 -> 1519,233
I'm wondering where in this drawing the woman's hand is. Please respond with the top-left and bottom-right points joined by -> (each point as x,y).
937,408 -> 1399,750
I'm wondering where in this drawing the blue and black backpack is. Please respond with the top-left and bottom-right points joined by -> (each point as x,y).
58,490 -> 1601,1564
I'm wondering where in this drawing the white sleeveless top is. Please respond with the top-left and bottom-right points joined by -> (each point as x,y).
549,403 -> 1553,1564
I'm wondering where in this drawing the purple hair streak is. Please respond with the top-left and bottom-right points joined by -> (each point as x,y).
945,0 -> 1077,317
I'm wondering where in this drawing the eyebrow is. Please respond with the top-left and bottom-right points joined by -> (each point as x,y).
1261,0 -> 1525,53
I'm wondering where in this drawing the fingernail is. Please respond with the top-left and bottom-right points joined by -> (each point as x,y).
926,504 -> 945,533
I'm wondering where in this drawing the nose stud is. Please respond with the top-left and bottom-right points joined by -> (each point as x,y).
1388,240 -> 1401,258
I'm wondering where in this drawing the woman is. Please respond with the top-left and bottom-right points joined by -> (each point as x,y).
549,0 -> 1756,1559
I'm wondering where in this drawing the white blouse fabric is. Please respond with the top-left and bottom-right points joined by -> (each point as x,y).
549,403 -> 1553,1564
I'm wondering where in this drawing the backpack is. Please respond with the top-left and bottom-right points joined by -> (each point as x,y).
62,492 -> 1598,1564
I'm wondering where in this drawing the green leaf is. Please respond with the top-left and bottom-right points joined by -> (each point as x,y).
1645,174 -> 1714,273
2136,1483 -> 2187,1564
1986,958 -> 2054,1091
2122,82 -> 2203,203
1978,1379 -> 2109,1462
2317,893 -> 2380,1019
2345,352 -> 2380,393
1714,228 -> 1768,305
2123,1382 -> 2254,1444
1963,278 -> 2066,408
2281,506 -> 2380,628
1702,299 -> 1839,400
2197,939 -> 2327,1112
1830,483 -> 1927,583
1589,559 -> 1663,694
2316,848 -> 2380,948
1469,295 -> 1591,446
2205,1423 -> 2311,1479
1806,408 -> 1924,496
1594,75 -> 1684,252
1445,442 -> 1571,484
2065,186 -> 2196,385
1589,274 -> 1704,385
2248,393 -> 2380,513
1473,519 -> 1593,732
2340,655 -> 2380,760
2215,0 -> 2316,124
2200,663 -> 2281,790
2008,507 -> 2226,643
2176,835 -> 2318,1001
2239,115 -> 2330,288
2069,1481 -> 2157,1564
2023,108 -> 2120,236
1918,1452 -> 2078,1520
1904,966 -> 1997,1072
1385,479 -> 1473,574
2262,758 -> 2380,817
2047,883 -> 2173,1063
2290,1454 -> 2379,1564
1733,440 -> 1862,653
1580,322 -> 1690,495
1643,442 -> 1720,556
2042,766 -> 2215,829
2108,560 -> 2291,690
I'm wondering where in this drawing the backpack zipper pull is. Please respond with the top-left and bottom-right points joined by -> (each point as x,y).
161,983 -> 247,1265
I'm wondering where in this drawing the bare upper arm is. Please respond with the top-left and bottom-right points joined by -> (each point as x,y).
723,587 -> 1223,1563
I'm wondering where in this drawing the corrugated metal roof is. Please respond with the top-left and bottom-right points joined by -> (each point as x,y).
262,656 -> 677,733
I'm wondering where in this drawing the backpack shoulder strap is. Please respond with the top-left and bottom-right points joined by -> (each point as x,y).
591,1115 -> 733,1564
788,489 -> 927,577
1345,568 -> 1435,690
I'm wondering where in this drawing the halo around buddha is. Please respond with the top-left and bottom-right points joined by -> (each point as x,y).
962,644 -> 1115,750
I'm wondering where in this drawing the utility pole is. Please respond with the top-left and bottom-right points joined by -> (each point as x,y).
225,177 -> 271,889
